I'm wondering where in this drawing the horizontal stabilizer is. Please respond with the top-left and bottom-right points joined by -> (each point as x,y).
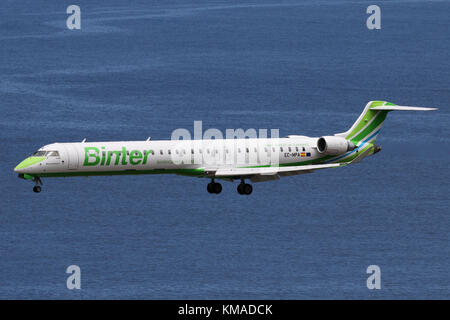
370,105 -> 438,111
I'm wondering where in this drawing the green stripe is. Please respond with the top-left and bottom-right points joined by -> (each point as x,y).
351,111 -> 387,143
345,101 -> 386,139
334,144 -> 373,163
346,110 -> 377,139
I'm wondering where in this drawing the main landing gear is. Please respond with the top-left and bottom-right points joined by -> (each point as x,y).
207,179 -> 222,194
206,178 -> 253,195
33,177 -> 43,193
237,179 -> 252,195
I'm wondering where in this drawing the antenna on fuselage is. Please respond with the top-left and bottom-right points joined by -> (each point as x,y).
81,138 -> 86,143
146,137 -> 151,141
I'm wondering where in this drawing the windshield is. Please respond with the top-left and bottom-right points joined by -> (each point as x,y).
31,150 -> 59,157
32,151 -> 48,157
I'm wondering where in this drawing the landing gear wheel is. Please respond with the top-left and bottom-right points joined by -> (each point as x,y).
207,182 -> 222,194
212,183 -> 222,194
33,186 -> 41,193
243,183 -> 252,195
237,183 -> 245,195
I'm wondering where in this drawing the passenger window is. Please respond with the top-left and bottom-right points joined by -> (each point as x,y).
280,147 -> 283,152
288,147 -> 291,152
191,149 -> 194,154
160,150 -> 163,155
296,147 -> 299,152
246,148 -> 249,153
302,147 -> 305,151
168,150 -> 171,155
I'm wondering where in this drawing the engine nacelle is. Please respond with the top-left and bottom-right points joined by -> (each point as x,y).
317,136 -> 356,155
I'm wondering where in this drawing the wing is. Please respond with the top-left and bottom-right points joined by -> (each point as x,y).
209,163 -> 344,183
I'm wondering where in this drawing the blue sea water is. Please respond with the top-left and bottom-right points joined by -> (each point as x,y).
0,0 -> 449,299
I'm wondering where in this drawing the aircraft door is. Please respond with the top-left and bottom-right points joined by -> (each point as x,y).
62,144 -> 79,169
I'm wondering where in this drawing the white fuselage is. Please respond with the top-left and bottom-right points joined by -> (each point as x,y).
19,136 -> 322,177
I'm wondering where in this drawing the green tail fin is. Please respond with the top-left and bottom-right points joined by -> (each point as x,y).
335,101 -> 392,144
335,101 -> 437,144
328,101 -> 437,164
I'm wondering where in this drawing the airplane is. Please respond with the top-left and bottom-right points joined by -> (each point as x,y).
14,101 -> 437,194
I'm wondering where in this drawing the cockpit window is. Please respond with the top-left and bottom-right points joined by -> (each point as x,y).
32,151 -> 47,157
31,150 -> 59,157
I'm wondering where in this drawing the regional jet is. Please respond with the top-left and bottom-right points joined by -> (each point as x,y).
14,101 -> 437,194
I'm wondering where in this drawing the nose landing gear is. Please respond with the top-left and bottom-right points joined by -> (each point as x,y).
32,177 -> 43,193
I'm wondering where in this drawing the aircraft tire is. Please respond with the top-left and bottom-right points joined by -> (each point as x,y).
237,183 -> 245,195
243,184 -> 252,195
213,183 -> 222,194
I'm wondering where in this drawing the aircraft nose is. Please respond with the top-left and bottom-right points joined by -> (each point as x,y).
14,156 -> 45,173
14,160 -> 27,173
